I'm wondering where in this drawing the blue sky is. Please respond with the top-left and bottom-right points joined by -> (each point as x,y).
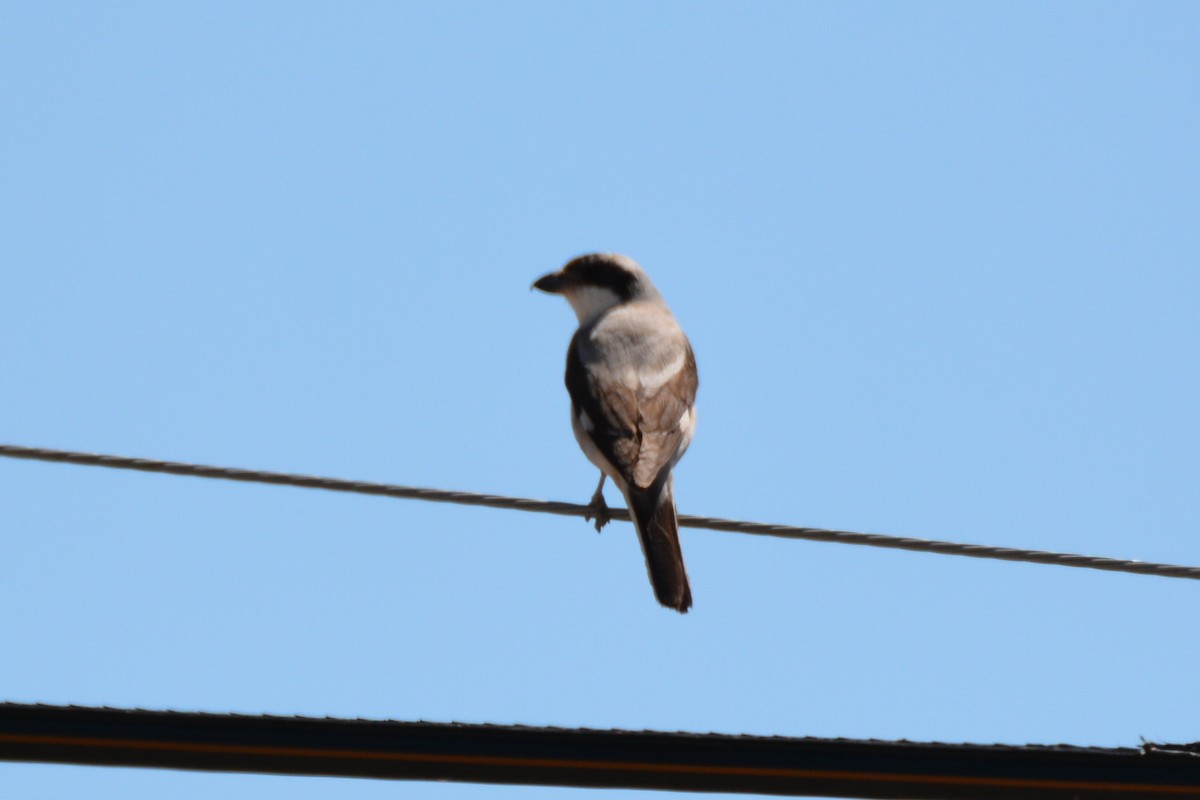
2,2 -> 1198,798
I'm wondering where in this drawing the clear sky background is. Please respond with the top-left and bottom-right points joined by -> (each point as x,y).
2,3 -> 1198,799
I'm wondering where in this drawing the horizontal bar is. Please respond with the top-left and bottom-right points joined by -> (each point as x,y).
2,704 -> 1199,798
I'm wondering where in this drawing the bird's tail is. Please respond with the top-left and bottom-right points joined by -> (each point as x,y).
627,477 -> 692,613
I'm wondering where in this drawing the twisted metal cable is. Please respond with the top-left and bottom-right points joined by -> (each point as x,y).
2,443 -> 1197,581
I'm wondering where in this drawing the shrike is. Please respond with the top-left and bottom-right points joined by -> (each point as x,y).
534,253 -> 698,613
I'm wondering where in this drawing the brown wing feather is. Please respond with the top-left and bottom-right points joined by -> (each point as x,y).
631,344 -> 698,488
566,320 -> 697,490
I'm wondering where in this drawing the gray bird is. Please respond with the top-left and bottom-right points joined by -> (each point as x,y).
534,253 -> 698,612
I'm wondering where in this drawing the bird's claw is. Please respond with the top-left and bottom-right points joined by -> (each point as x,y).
585,491 -> 611,533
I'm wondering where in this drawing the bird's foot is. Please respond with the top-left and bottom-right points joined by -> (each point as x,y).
585,490 -> 611,533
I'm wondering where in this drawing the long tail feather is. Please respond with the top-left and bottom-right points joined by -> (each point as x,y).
627,478 -> 692,613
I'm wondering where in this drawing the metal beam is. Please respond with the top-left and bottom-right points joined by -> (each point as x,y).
2,703 -> 1198,798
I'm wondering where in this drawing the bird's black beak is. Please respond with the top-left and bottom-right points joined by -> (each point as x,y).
532,271 -> 565,294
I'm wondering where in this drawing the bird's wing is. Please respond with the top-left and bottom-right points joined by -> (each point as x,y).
630,341 -> 697,489
566,317 -> 697,490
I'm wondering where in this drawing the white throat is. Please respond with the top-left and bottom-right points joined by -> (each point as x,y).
564,285 -> 624,324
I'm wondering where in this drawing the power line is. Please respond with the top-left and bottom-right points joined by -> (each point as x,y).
2,443 -> 1197,582
3,702 -> 1199,798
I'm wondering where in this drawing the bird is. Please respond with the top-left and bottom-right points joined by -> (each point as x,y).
533,253 -> 698,613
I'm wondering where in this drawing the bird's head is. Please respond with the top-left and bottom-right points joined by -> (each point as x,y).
532,253 -> 662,324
